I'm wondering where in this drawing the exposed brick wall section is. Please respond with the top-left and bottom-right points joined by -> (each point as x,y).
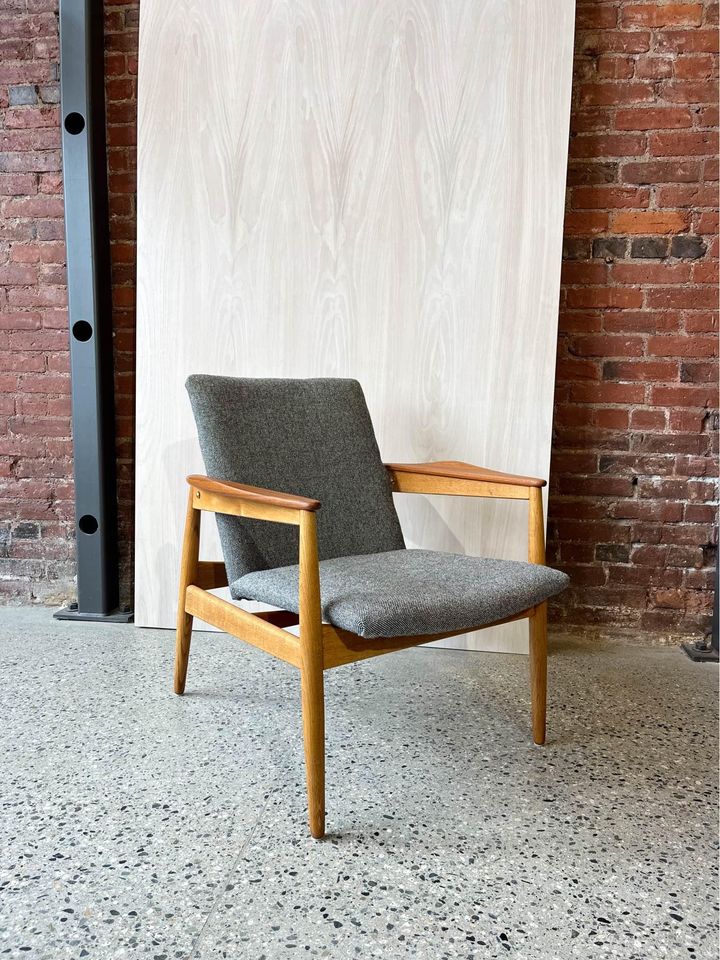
0,1 -> 137,605
549,0 -> 719,637
105,2 -> 138,605
0,1 -> 717,638
0,1 -> 72,603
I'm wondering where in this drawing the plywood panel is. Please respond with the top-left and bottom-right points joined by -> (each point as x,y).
136,0 -> 574,652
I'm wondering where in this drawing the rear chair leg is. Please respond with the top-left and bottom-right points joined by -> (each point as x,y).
174,489 -> 200,695
298,511 -> 325,838
529,602 -> 548,745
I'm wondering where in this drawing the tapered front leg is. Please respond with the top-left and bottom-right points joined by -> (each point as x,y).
529,602 -> 547,745
174,489 -> 200,695
300,656 -> 325,838
299,511 -> 325,838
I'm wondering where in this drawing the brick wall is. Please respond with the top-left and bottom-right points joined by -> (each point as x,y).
0,1 -> 717,638
0,1 -> 70,603
549,0 -> 719,638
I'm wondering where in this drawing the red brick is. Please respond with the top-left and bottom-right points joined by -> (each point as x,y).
4,107 -> 59,129
656,183 -> 718,207
660,79 -> 719,103
10,244 -> 41,263
0,263 -> 38,284
615,107 -> 693,130
570,185 -> 650,209
580,31 -> 652,55
569,382 -> 647,404
693,260 -> 720,283
106,78 -> 134,101
0,351 -> 45,373
579,82 -> 655,106
558,310 -> 603,333
604,360 -> 680,381
630,409 -> 667,429
603,311 -> 680,333
37,241 -> 65,264
612,262 -> 692,284
7,285 -> 66,308
566,287 -> 645,309
555,357 -> 602,382
0,150 -> 61,173
646,286 -> 718,309
650,384 -> 717,406
621,159 -> 701,183
611,210 -> 690,234
684,313 -> 718,332
563,211 -> 610,235
669,408 -> 715,432
567,161 -> 621,186
594,407 -> 630,429
634,56 -> 675,79
0,61 -> 55,84
647,335 -> 718,357
611,500 -> 685,522
0,312 -> 41,331
38,172 -> 62,194
621,4 -> 704,28
570,133 -> 647,158
577,6 -> 619,29
596,55 -> 635,79
560,262 -> 609,285
698,104 -> 720,127
674,54 -> 716,79
655,29 -> 720,53
694,210 -> 719,233
649,130 -> 719,156
0,173 -> 36,196
571,108 -> 614,133
1,196 -> 64,219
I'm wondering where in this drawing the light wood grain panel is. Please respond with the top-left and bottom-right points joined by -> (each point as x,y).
136,0 -> 575,653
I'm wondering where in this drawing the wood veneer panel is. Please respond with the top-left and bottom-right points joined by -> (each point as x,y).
136,0 -> 574,653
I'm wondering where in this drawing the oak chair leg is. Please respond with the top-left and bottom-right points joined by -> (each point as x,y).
527,486 -> 548,744
529,602 -> 547,745
174,489 -> 200,695
300,658 -> 325,838
299,511 -> 325,838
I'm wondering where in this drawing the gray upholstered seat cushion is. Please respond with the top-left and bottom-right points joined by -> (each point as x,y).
232,549 -> 570,639
186,377 -> 405,583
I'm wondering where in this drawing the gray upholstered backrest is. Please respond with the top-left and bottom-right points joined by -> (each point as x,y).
186,376 -> 405,582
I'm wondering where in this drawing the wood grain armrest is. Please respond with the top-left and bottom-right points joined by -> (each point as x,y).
187,475 -> 321,512
385,460 -> 546,488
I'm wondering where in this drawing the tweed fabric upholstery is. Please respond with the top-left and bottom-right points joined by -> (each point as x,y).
232,549 -> 570,639
186,376 -> 405,582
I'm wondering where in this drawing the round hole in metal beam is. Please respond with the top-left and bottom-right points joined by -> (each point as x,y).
78,514 -> 98,535
72,320 -> 93,342
64,112 -> 85,135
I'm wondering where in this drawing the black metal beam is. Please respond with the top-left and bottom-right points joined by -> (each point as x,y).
54,0 -> 131,622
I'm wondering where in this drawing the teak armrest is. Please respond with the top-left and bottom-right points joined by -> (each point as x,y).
386,461 -> 546,488
187,475 -> 321,512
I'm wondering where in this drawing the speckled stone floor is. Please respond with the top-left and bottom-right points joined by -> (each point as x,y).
0,607 -> 717,960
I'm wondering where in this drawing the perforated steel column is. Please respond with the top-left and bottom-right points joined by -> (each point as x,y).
55,0 -> 130,621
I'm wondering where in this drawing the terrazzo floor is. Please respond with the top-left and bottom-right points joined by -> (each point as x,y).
0,607 -> 717,960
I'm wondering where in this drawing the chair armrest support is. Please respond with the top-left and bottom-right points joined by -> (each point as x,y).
385,461 -> 547,563
187,474 -> 320,526
385,460 -> 546,488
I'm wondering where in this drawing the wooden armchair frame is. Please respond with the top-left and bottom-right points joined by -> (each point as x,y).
174,461 -> 548,839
